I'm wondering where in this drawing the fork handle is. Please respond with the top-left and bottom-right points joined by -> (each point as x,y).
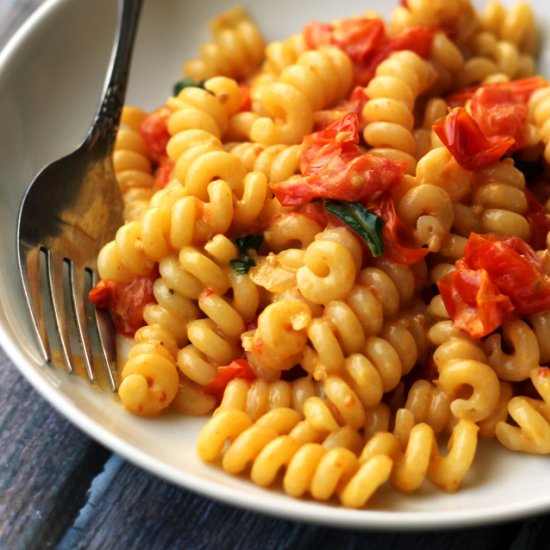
85,0 -> 144,152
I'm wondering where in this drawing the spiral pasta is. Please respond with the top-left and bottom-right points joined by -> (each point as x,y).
528,86 -> 550,164
183,7 -> 265,81
118,324 -> 180,415
261,33 -> 309,75
226,142 -> 302,183
362,50 -> 437,170
215,376 -> 317,420
88,0 -> 550,512
464,30 -> 535,84
478,1 -> 539,55
360,409 -> 479,493
389,0 -> 477,45
496,367 -> 550,454
471,159 -> 531,241
250,47 -> 353,145
114,106 -> 156,221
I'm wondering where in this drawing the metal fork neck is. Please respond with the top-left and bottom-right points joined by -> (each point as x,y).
85,0 -> 144,153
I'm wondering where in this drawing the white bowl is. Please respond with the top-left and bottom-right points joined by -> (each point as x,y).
2,0 -> 550,530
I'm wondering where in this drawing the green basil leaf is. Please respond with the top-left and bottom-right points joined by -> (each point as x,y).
230,234 -> 264,275
230,258 -> 254,275
325,200 -> 384,257
172,77 -> 208,96
234,234 -> 264,253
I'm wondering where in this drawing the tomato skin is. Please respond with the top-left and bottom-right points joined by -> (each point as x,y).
438,233 -> 550,338
202,359 -> 257,401
464,233 -> 550,314
446,77 -> 549,106
88,280 -> 113,309
353,27 -> 433,86
238,84 -> 252,112
439,79 -> 548,167
304,17 -> 385,61
153,157 -> 175,190
438,265 -> 514,338
525,189 -> 550,251
300,112 -> 359,172
272,114 -> 406,206
88,273 -> 157,337
432,106 -> 515,170
297,201 -> 331,227
304,17 -> 432,87
140,106 -> 171,162
370,194 -> 429,265
469,86 -> 527,150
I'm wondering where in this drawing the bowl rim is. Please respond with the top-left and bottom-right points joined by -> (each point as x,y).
2,0 -> 550,531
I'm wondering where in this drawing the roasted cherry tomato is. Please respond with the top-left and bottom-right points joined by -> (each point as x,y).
464,233 -> 550,314
88,272 -> 157,337
353,27 -> 433,86
304,17 -> 385,61
438,233 -> 550,337
153,157 -> 175,189
370,194 -> 429,265
432,106 -> 515,170
238,84 -> 252,112
439,79 -> 549,167
202,359 -> 257,401
446,76 -> 549,106
469,86 -> 528,150
140,106 -> 171,162
438,264 -> 514,338
525,189 -> 550,251
272,114 -> 406,206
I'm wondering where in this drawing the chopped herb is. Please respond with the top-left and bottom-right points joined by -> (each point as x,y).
325,200 -> 384,257
230,234 -> 264,274
172,77 -> 208,96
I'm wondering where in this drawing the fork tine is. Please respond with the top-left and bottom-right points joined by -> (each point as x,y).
46,249 -> 74,373
19,245 -> 51,362
91,272 -> 118,391
69,265 -> 95,383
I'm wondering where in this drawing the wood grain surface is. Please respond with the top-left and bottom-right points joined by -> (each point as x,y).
2,1 -> 550,549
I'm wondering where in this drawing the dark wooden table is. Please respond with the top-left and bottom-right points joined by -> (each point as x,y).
2,2 -> 550,549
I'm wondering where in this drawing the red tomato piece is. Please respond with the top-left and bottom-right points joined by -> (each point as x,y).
464,233 -> 550,314
272,114 -> 406,206
432,107 -> 515,170
88,279 -> 113,309
331,17 -> 386,61
525,189 -> 550,251
438,265 -> 514,338
438,233 -> 550,338
300,112 -> 360,172
297,201 -> 331,228
140,106 -> 172,162
273,149 -> 405,206
238,84 -> 252,112
153,157 -> 175,190
202,359 -> 257,401
354,27 -> 434,86
370,194 -> 429,265
303,20 -> 333,49
88,272 -> 157,337
304,17 -> 385,61
335,86 -> 370,118
446,77 -> 550,107
469,86 -> 527,150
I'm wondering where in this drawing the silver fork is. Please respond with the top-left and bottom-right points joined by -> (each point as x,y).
17,0 -> 144,390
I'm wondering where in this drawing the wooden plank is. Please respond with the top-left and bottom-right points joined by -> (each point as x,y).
0,349 -> 111,549
53,454 -> 521,550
